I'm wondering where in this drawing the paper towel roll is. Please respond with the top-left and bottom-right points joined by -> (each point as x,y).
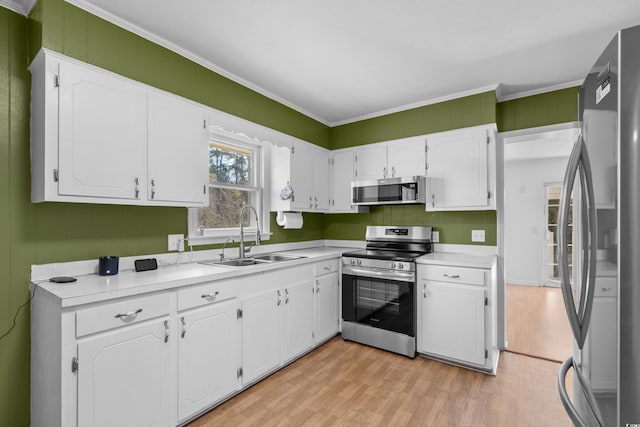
276,211 -> 303,229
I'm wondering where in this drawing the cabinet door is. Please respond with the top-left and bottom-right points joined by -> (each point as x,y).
178,299 -> 240,421
58,60 -> 147,200
242,289 -> 282,385
291,142 -> 314,210
148,92 -> 209,206
420,281 -> 486,366
583,109 -> 616,208
426,131 -> 489,209
282,281 -> 314,362
354,144 -> 387,180
387,137 -> 426,178
312,149 -> 331,211
313,273 -> 339,343
331,150 -> 354,211
77,319 -> 173,427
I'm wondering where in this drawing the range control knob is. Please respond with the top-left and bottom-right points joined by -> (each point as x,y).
398,263 -> 404,270
391,262 -> 396,269
350,259 -> 356,265
357,259 -> 362,266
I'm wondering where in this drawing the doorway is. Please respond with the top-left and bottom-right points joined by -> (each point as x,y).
502,126 -> 576,361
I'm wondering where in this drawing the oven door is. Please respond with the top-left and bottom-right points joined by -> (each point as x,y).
342,270 -> 415,337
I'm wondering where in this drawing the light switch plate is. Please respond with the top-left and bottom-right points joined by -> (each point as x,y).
168,234 -> 184,252
432,230 -> 440,243
471,230 -> 485,242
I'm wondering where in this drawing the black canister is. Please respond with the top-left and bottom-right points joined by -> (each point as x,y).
98,256 -> 119,276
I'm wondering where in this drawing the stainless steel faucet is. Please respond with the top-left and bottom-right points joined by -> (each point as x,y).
219,237 -> 235,261
239,205 -> 261,258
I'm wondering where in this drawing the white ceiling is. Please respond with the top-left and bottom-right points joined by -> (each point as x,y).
12,0 -> 640,126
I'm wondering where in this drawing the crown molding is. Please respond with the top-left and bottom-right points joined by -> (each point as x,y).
329,83 -> 500,127
497,79 -> 584,102
0,0 -> 36,16
64,0 -> 332,126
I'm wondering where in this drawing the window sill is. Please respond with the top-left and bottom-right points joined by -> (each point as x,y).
187,233 -> 272,246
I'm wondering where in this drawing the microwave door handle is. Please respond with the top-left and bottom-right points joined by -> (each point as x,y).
558,135 -> 583,346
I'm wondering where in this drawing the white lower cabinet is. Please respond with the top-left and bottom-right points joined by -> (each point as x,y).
31,256 -> 341,427
420,281 -> 486,366
77,318 -> 174,427
177,298 -> 241,422
241,288 -> 283,385
417,256 -> 498,374
241,279 -> 314,385
282,281 -> 314,362
313,272 -> 339,344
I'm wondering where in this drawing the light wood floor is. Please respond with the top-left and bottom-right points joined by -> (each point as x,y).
506,284 -> 573,362
188,338 -> 572,427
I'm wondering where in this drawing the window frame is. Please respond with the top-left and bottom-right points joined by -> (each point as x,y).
187,130 -> 271,245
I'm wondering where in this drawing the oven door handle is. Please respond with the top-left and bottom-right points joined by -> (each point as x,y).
342,265 -> 415,282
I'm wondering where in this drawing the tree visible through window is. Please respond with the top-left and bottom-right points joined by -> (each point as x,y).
197,141 -> 258,229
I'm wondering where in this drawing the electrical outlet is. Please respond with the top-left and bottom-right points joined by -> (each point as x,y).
471,230 -> 485,242
168,234 -> 184,252
432,230 -> 440,243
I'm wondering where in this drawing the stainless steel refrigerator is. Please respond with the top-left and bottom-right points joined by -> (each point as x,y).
557,24 -> 640,427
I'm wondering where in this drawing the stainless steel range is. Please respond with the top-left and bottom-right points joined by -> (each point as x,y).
341,226 -> 433,358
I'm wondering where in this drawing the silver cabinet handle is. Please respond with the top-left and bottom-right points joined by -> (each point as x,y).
134,177 -> 140,199
277,289 -> 281,306
201,291 -> 219,300
423,283 -> 427,298
163,320 -> 169,343
601,287 -> 613,292
180,316 -> 186,338
323,266 -> 331,271
558,356 -> 604,427
391,166 -> 396,177
314,197 -> 318,209
150,179 -> 156,199
114,308 -> 142,319
285,288 -> 289,304
383,166 -> 387,178
443,274 -> 460,279
315,280 -> 320,293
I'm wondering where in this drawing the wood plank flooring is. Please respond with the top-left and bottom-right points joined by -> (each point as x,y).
188,338 -> 572,427
506,284 -> 573,362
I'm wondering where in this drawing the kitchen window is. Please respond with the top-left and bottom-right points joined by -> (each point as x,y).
188,132 -> 269,243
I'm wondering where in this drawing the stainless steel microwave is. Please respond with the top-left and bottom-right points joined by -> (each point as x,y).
351,176 -> 426,206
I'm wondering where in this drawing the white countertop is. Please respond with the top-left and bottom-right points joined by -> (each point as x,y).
417,252 -> 497,269
33,246 -> 349,308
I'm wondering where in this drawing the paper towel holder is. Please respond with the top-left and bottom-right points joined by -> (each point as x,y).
276,211 -> 303,228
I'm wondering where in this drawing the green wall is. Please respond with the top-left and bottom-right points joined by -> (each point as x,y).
0,1 -> 579,424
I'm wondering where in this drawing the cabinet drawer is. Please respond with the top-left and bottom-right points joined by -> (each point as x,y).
177,280 -> 237,312
76,293 -> 170,337
594,277 -> 617,297
418,264 -> 485,286
314,259 -> 339,276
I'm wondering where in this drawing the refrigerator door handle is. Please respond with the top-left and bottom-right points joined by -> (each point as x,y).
577,140 -> 598,346
559,135 -> 584,345
558,356 -> 605,427
558,134 -> 598,349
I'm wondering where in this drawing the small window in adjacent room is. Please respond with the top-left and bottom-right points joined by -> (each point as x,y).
188,136 -> 269,243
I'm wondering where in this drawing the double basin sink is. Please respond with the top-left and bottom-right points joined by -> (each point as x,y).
200,253 -> 306,268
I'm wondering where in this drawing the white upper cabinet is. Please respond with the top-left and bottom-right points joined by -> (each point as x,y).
387,136 -> 427,178
147,92 -> 209,205
329,149 -> 357,212
354,143 -> 387,180
29,49 -> 208,207
354,135 -> 426,181
57,60 -> 148,200
270,140 -> 330,212
582,109 -> 616,208
425,125 -> 496,211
